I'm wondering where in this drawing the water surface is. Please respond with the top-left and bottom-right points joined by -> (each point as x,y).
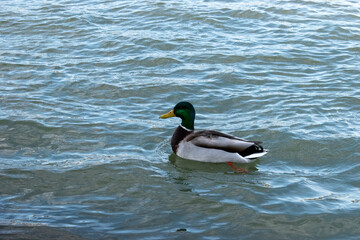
1,0 -> 360,239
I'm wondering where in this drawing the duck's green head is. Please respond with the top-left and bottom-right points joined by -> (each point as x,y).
160,101 -> 196,130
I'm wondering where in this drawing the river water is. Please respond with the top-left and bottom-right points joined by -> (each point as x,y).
1,0 -> 360,239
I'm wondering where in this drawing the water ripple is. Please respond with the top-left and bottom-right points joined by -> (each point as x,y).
1,0 -> 360,238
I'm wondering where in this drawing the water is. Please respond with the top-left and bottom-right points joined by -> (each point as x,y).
1,0 -> 360,239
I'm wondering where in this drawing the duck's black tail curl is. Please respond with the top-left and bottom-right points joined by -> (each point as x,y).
240,144 -> 264,157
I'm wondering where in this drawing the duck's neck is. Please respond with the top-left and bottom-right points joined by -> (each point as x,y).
180,117 -> 194,130
171,125 -> 193,153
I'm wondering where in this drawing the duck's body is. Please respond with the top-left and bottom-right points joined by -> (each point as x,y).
160,102 -> 267,163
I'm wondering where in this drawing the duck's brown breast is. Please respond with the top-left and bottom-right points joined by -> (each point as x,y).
171,125 -> 193,153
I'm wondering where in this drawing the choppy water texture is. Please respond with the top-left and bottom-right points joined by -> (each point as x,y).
1,0 -> 360,239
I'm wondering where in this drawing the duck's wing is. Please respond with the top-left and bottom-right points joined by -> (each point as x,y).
186,130 -> 261,154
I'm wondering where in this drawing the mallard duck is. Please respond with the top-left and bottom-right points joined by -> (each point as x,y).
160,101 -> 267,163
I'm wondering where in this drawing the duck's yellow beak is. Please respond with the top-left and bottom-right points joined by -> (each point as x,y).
160,109 -> 176,119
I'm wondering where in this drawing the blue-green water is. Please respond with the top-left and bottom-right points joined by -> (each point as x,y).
1,0 -> 360,239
